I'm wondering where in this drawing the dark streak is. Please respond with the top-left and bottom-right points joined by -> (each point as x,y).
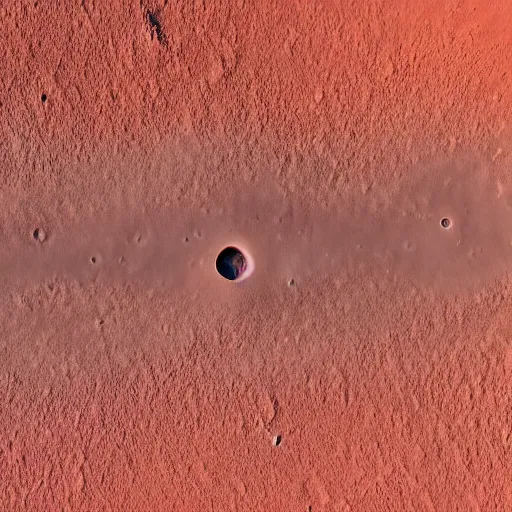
145,9 -> 168,47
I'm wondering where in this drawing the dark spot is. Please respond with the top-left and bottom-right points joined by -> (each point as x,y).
145,9 -> 168,46
441,217 -> 451,229
308,507 -> 312,512
33,229 -> 39,240
216,247 -> 248,281
99,319 -> 104,326
41,94 -> 47,103
273,435 -> 282,447
184,237 -> 189,243
90,256 -> 96,264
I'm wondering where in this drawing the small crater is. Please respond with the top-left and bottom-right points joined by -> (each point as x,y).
216,246 -> 250,281
272,435 -> 282,447
32,228 -> 46,242
41,93 -> 47,103
440,217 -> 452,229
90,256 -> 97,264
183,236 -> 189,243
288,278 -> 296,287
119,256 -> 125,265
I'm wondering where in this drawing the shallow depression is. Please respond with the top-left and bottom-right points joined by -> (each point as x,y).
1,152 -> 511,296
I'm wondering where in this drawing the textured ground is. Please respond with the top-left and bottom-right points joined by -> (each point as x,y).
1,1 -> 512,511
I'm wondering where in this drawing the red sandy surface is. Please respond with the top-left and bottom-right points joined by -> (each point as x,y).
1,1 -> 512,511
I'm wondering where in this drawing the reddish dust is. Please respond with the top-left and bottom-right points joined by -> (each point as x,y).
1,1 -> 512,511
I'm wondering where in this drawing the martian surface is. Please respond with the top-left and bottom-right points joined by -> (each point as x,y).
1,1 -> 512,511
